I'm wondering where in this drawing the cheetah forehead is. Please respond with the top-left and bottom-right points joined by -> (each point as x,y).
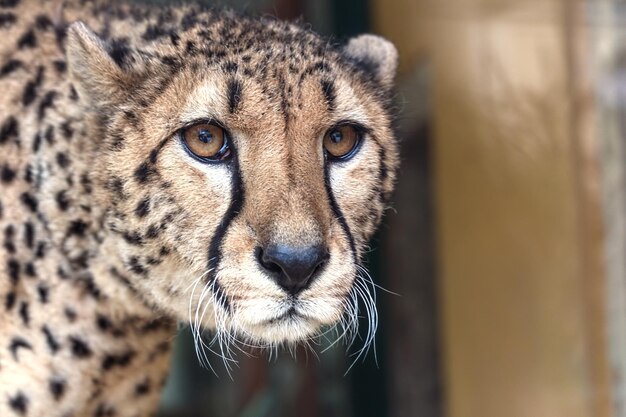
66,7 -> 398,114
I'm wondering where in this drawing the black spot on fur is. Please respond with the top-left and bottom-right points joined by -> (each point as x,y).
81,275 -> 102,300
37,283 -> 49,303
42,325 -> 60,353
0,116 -> 18,144
185,40 -> 197,55
56,190 -> 70,211
134,197 -> 150,218
24,262 -> 36,277
35,14 -> 52,30
69,84 -> 79,100
9,337 -> 32,360
49,378 -> 66,401
57,266 -> 69,280
17,28 -> 36,49
53,60 -> 67,73
123,110 -> 138,125
181,12 -> 197,30
1,164 -> 16,183
227,79 -> 242,113
64,307 -> 77,322
0,12 -> 16,28
44,125 -> 55,145
56,151 -> 71,168
23,222 -> 34,248
0,59 -> 22,77
96,314 -> 111,332
109,132 -> 124,151
7,258 -> 19,284
32,131 -> 42,152
134,162 -> 156,184
20,192 -> 37,212
123,231 -> 144,246
67,219 -> 88,237
135,379 -> 151,396
60,121 -> 73,139
223,61 -> 238,73
101,350 -> 135,371
4,226 -> 15,254
145,224 -> 161,239
127,256 -> 147,275
8,392 -> 28,415
143,24 -> 168,41
22,82 -> 38,106
18,301 -> 29,325
35,241 -> 46,258
23,164 -> 32,183
5,292 -> 16,310
4,224 -> 15,253
107,176 -> 125,200
38,90 -> 57,119
109,37 -> 131,67
170,31 -> 180,46
69,336 -> 92,358
81,172 -> 93,194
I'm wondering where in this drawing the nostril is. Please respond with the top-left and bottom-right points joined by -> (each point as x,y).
255,247 -> 282,274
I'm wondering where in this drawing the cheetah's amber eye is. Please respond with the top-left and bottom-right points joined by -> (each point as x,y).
180,122 -> 231,162
323,125 -> 361,160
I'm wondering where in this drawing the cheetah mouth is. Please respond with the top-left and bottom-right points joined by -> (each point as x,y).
265,306 -> 301,324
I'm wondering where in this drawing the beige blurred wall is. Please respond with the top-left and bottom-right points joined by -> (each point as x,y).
372,1 -> 612,417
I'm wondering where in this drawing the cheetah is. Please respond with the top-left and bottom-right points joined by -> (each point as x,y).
0,0 -> 399,415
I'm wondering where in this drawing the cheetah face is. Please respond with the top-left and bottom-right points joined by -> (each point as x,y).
67,20 -> 398,350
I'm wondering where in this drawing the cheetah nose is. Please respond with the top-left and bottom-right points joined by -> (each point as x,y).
256,244 -> 329,295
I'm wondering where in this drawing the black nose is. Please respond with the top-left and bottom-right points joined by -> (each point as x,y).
256,244 -> 329,294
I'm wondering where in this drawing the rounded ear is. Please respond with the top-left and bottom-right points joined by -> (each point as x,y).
343,34 -> 398,89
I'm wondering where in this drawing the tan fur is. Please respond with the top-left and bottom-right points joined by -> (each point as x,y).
0,0 -> 398,415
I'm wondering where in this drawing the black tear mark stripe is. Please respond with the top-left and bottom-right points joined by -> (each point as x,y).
323,164 -> 357,264
205,154 -> 244,312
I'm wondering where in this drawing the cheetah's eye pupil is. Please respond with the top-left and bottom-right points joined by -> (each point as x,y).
180,122 -> 231,162
198,129 -> 213,144
323,125 -> 361,160
329,130 -> 343,144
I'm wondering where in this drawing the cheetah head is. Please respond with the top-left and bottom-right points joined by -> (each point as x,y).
66,13 -> 398,358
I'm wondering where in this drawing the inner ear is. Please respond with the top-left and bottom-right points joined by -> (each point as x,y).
66,22 -> 142,106
343,34 -> 398,89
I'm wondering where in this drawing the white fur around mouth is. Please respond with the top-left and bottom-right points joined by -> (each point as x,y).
187,266 -> 380,376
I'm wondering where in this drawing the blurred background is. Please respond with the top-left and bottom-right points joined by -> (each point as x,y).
152,1 -> 626,417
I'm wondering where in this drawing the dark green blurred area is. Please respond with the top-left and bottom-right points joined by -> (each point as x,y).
146,1 -> 438,416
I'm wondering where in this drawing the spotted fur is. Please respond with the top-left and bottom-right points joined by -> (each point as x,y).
0,0 -> 398,415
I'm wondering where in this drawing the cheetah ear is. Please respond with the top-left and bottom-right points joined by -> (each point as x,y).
343,34 -> 398,89
66,22 -> 130,105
